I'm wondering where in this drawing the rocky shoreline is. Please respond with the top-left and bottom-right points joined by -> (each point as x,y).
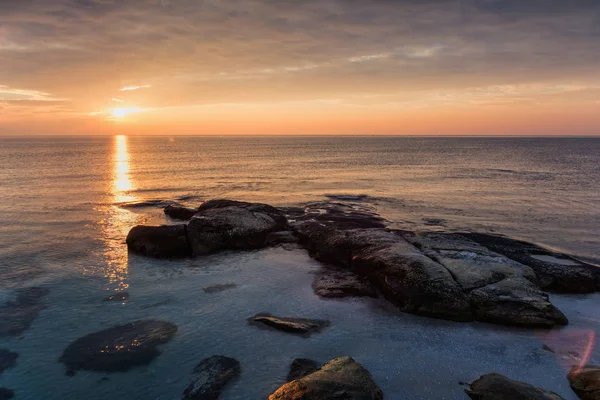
114,198 -> 600,398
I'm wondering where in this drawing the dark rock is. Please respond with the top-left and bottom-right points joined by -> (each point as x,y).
466,373 -> 564,399
0,349 -> 18,375
0,388 -> 14,400
295,223 -> 473,322
182,355 -> 240,400
187,201 -> 288,255
287,359 -> 319,382
164,205 -> 199,220
265,231 -> 299,246
120,200 -> 182,209
269,356 -> 383,400
126,224 -> 191,258
312,268 -> 377,299
0,287 -> 49,338
402,232 -> 567,328
568,365 -> 600,400
248,313 -> 330,337
463,233 -> 600,293
203,283 -> 237,294
103,292 -> 129,302
291,202 -> 387,230
59,319 -> 177,375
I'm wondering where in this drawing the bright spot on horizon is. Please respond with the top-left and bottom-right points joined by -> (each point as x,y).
112,107 -> 143,119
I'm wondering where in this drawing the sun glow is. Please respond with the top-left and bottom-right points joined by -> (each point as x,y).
112,107 -> 142,119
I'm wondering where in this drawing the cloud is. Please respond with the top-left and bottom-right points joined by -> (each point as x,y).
120,85 -> 152,92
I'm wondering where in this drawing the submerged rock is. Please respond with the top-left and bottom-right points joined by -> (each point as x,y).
164,205 -> 199,220
269,356 -> 383,400
120,200 -> 181,209
0,349 -> 18,375
187,201 -> 288,255
59,319 -> 177,375
182,356 -> 240,400
0,388 -> 14,400
202,283 -> 237,294
312,268 -> 377,299
464,233 -> 600,293
287,358 -> 319,382
126,224 -> 191,258
465,373 -> 564,399
402,232 -> 567,327
0,287 -> 49,338
248,313 -> 330,337
568,365 -> 600,400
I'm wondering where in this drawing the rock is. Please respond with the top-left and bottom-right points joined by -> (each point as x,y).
0,287 -> 49,338
265,231 -> 299,246
164,205 -> 199,220
182,355 -> 240,400
568,365 -> 600,400
295,223 -> 473,322
119,200 -> 182,209
103,292 -> 129,302
126,224 -> 191,258
203,283 -> 237,294
312,268 -> 377,299
59,319 -> 177,375
463,233 -> 600,293
402,232 -> 567,327
248,313 -> 330,337
0,349 -> 18,375
465,373 -> 564,399
0,388 -> 14,400
187,201 -> 288,255
290,202 -> 387,230
287,359 -> 319,382
269,356 -> 383,400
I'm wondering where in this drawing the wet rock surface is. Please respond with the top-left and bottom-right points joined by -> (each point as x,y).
465,373 -> 564,399
182,355 -> 240,400
0,287 -> 49,338
248,313 -> 330,337
296,223 -> 473,322
287,202 -> 387,230
568,365 -> 600,400
286,358 -> 319,382
463,233 -> 600,293
59,319 -> 177,375
126,224 -> 191,258
0,349 -> 18,375
269,356 -> 383,400
312,268 -> 377,299
187,200 -> 288,255
164,205 -> 199,220
202,283 -> 237,294
402,231 -> 568,327
0,388 -> 14,400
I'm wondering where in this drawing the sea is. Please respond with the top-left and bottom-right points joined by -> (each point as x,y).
0,136 -> 599,399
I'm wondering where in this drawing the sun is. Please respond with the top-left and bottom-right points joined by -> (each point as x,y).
112,107 -> 142,119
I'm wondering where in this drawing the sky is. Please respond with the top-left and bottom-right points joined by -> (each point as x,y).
1,0 -> 600,136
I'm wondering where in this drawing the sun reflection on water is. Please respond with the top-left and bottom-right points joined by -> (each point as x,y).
96,135 -> 139,293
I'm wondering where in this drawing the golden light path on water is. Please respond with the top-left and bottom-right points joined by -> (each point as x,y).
97,135 -> 139,293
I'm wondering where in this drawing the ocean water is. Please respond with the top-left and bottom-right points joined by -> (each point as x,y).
0,135 -> 599,399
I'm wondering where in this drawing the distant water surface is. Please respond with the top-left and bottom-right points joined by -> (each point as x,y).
0,136 -> 599,399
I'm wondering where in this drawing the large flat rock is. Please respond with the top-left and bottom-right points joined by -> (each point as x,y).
402,232 -> 567,327
463,233 -> 600,293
